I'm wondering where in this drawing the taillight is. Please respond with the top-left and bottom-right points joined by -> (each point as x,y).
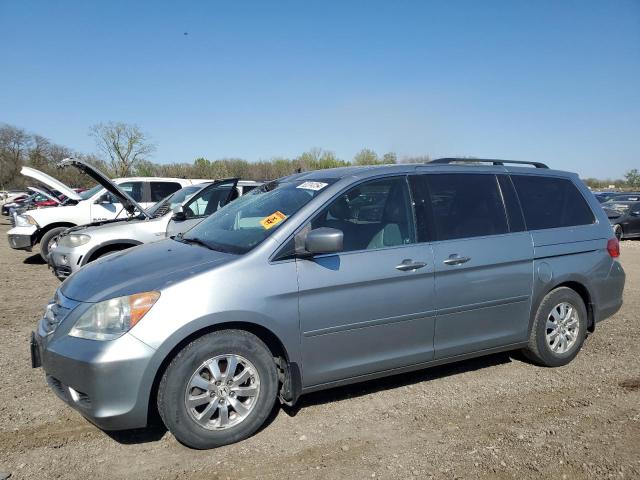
607,238 -> 620,258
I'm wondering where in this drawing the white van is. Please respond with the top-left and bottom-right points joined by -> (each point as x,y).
7,159 -> 207,260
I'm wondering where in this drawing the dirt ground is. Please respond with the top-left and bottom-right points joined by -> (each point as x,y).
0,218 -> 638,480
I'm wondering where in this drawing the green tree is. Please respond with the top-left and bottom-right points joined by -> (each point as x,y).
353,148 -> 379,165
382,152 -> 397,164
624,169 -> 640,188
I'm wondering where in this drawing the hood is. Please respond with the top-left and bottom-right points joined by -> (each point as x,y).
28,186 -> 61,205
62,215 -> 149,236
21,166 -> 82,201
57,158 -> 151,218
60,238 -> 236,302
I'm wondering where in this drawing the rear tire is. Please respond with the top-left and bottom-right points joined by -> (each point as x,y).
39,226 -> 67,261
523,287 -> 588,367
157,330 -> 278,449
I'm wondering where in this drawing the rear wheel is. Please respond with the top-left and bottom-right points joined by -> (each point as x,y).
523,287 -> 588,367
613,224 -> 623,241
39,226 -> 67,261
157,330 -> 278,449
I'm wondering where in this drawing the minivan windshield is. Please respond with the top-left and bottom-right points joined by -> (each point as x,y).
180,178 -> 336,254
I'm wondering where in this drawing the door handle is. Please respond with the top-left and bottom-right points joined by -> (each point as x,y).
395,259 -> 427,271
443,254 -> 471,266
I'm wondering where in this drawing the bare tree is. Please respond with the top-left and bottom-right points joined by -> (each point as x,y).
89,122 -> 156,176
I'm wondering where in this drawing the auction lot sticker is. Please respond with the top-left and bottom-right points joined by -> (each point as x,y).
260,211 -> 287,229
297,181 -> 328,191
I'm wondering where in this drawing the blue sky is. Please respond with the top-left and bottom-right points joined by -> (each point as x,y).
1,0 -> 638,178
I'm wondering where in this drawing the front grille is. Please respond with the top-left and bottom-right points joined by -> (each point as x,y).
39,291 -> 77,335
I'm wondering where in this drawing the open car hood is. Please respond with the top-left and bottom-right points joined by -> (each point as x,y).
21,166 -> 82,201
28,186 -> 61,204
58,158 -> 150,218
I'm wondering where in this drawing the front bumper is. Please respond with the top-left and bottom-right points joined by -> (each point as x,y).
48,246 -> 86,280
7,225 -> 38,250
32,317 -> 157,430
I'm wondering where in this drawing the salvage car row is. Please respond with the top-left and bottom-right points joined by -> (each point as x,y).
3,158 -> 627,450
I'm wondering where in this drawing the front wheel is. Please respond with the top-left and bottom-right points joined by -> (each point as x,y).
39,226 -> 68,261
523,287 -> 588,367
157,330 -> 278,449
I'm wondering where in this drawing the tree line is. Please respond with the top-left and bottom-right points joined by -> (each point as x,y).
1,121 -> 637,190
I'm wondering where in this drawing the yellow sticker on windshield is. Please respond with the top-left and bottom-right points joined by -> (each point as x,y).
260,211 -> 287,230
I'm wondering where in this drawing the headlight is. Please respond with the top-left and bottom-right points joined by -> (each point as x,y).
69,291 -> 160,341
57,234 -> 91,248
15,214 -> 38,227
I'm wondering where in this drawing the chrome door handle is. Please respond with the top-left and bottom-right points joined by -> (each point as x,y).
443,255 -> 471,266
395,259 -> 427,271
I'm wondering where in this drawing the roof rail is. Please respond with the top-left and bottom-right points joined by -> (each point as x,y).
429,157 -> 549,169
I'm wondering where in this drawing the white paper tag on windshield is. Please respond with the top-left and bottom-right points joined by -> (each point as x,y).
297,181 -> 328,191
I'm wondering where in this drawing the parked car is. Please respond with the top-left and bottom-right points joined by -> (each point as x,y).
603,200 -> 640,240
0,190 -> 28,206
7,160 -> 207,260
1,193 -> 30,215
31,159 -> 625,449
49,178 -> 262,280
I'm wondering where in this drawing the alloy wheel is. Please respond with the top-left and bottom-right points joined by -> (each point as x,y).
184,354 -> 260,430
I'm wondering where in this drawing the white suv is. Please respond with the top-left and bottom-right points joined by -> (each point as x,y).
7,159 -> 207,260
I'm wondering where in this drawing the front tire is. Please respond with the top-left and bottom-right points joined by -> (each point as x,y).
523,287 -> 588,367
39,226 -> 67,261
157,330 -> 278,449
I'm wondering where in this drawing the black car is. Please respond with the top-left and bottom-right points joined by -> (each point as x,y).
603,200 -> 640,240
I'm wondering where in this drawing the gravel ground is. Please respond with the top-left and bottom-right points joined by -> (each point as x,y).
0,217 -> 638,480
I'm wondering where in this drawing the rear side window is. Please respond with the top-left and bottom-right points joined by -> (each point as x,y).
511,175 -> 595,230
150,182 -> 182,202
117,182 -> 143,202
425,174 -> 509,240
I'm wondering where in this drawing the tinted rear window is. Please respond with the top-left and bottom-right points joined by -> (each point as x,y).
150,182 -> 182,202
511,175 -> 595,230
425,174 -> 508,240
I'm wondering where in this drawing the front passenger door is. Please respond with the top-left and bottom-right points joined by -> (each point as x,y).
296,176 -> 436,387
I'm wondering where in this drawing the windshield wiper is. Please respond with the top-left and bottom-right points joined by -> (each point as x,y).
174,233 -> 229,252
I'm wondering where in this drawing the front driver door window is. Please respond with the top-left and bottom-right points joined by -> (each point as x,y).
166,180 -> 239,236
91,182 -> 144,221
296,176 -> 436,386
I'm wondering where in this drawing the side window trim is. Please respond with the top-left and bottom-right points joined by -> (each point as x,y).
408,174 -> 436,243
183,179 -> 239,219
497,174 -> 527,233
271,174 -> 419,261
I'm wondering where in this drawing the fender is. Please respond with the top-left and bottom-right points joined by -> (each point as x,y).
83,239 -> 143,265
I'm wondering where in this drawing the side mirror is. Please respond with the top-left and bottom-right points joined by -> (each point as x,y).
304,227 -> 343,255
172,205 -> 186,220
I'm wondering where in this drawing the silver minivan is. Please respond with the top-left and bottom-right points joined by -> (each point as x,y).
31,159 -> 625,449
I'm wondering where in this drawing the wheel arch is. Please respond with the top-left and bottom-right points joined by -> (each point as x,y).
532,279 -> 595,334
35,222 -> 76,242
85,240 -> 142,264
144,320 -> 297,427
